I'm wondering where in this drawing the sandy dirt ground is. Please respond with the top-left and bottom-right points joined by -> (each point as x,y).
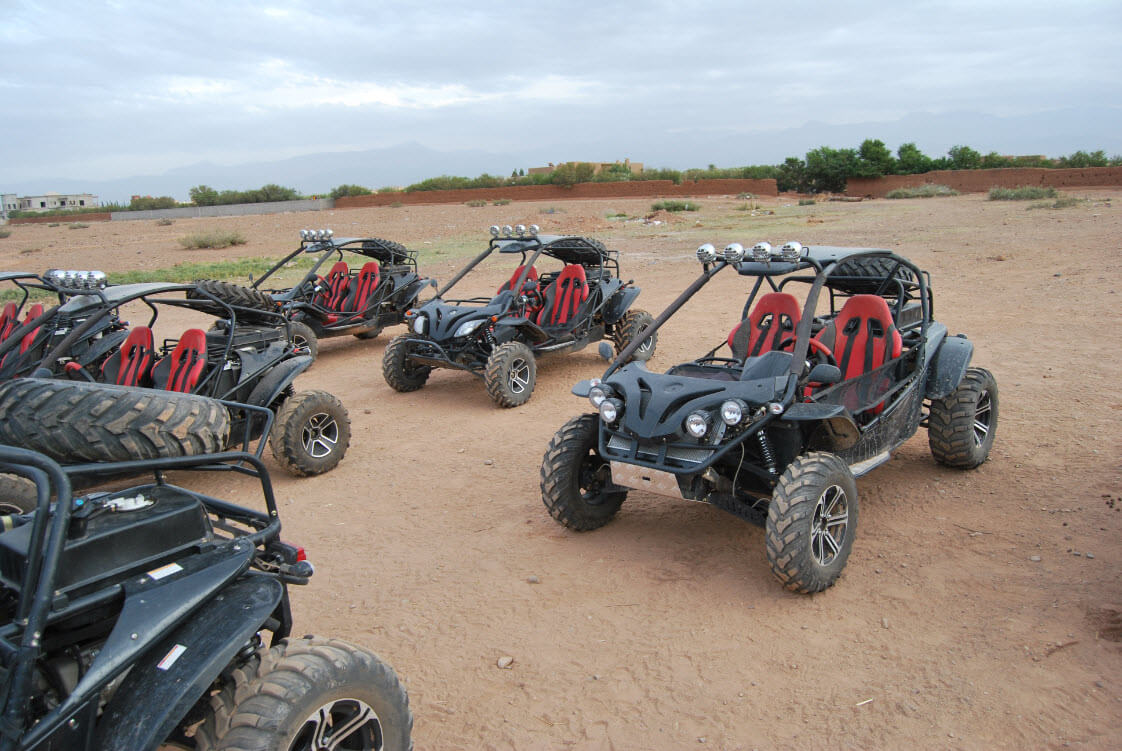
3,191 -> 1121,750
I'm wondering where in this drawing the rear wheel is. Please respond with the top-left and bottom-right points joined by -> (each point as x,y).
541,414 -> 626,530
189,280 -> 278,321
0,473 -> 38,515
195,636 -> 412,751
288,321 -> 319,361
270,390 -> 351,476
766,452 -> 858,594
928,366 -> 998,468
614,309 -> 657,362
484,341 -> 536,407
382,335 -> 430,392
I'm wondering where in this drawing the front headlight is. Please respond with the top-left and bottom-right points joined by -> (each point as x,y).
588,381 -> 612,408
412,315 -> 427,335
453,319 -> 484,338
685,411 -> 709,438
600,398 -> 622,424
720,399 -> 747,426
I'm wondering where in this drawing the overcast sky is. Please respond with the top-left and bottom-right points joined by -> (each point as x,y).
3,0 -> 1121,192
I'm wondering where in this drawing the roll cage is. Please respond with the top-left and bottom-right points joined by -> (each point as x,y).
251,236 -> 419,298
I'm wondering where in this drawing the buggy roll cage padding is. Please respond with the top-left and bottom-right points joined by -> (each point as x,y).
728,292 -> 802,359
536,264 -> 589,327
156,328 -> 209,393
100,325 -> 154,387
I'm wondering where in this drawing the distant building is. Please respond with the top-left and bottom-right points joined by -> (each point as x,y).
527,159 -> 643,176
0,191 -> 100,220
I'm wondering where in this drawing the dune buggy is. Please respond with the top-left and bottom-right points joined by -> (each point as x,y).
0,443 -> 411,750
541,241 -> 998,593
0,278 -> 351,477
382,225 -> 656,407
198,229 -> 434,360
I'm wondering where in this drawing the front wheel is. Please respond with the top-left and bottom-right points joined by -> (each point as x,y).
928,367 -> 998,469
195,636 -> 412,751
614,309 -> 657,362
484,341 -> 536,408
288,321 -> 319,362
766,452 -> 858,594
270,390 -> 351,476
540,414 -> 626,530
382,335 -> 430,392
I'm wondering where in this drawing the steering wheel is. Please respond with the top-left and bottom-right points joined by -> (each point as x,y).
777,336 -> 837,367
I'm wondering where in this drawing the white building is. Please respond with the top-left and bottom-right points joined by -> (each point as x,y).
1,192 -> 100,220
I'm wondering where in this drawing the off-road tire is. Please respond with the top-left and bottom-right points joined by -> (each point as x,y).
194,636 -> 412,751
287,320 -> 319,361
928,366 -> 998,469
485,341 -> 536,408
766,452 -> 858,594
189,280 -> 278,322
0,379 -> 229,463
382,335 -> 430,392
270,390 -> 350,476
0,473 -> 38,515
614,309 -> 657,362
830,256 -> 909,295
541,414 -> 626,530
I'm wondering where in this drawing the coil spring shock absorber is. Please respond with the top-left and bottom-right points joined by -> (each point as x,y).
757,430 -> 777,475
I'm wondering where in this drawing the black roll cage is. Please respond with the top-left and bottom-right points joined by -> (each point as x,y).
252,238 -> 419,293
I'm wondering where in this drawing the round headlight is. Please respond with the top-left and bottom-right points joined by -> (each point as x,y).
412,315 -> 427,334
685,411 -> 709,438
515,224 -> 526,236
489,225 -> 501,237
720,399 -> 746,425
780,241 -> 802,261
502,225 -> 514,237
589,383 -> 610,408
696,243 -> 717,263
529,224 -> 540,234
723,242 -> 745,263
600,398 -> 622,423
300,229 -> 309,241
325,229 -> 334,239
752,242 -> 772,261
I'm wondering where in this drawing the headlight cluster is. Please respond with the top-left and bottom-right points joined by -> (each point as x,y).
489,224 -> 540,238
695,241 -> 807,266
588,380 -> 623,423
45,269 -> 107,290
300,228 -> 334,242
453,319 -> 484,338
684,398 -> 755,439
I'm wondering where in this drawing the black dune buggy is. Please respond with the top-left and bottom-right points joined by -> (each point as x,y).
0,443 -> 411,750
382,225 -> 657,407
541,240 -> 998,593
0,278 -> 351,477
198,229 -> 434,361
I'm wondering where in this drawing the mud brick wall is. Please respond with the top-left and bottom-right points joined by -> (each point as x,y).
847,167 -> 1122,198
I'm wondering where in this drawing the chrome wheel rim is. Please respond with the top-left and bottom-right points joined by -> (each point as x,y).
302,412 -> 339,458
811,485 -> 849,566
973,390 -> 993,447
508,357 -> 531,394
289,697 -> 382,751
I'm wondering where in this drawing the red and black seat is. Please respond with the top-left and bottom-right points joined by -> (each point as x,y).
0,304 -> 45,372
0,303 -> 18,343
152,329 -> 209,393
100,325 -> 155,387
341,262 -> 381,314
727,292 -> 802,359
498,265 -> 538,295
813,295 -> 902,413
536,265 -> 588,329
313,261 -> 352,311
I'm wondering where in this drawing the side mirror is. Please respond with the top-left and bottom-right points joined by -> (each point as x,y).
598,341 -> 614,362
806,363 -> 841,384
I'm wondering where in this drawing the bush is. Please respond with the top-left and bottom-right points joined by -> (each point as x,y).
550,162 -> 596,187
651,200 -> 699,212
48,223 -> 60,227
885,184 -> 959,199
465,199 -> 487,208
389,202 -> 404,208
329,184 -> 373,199
68,222 -> 90,230
129,195 -> 178,211
798,198 -> 816,206
189,184 -> 301,206
493,198 -> 511,206
178,231 -> 247,249
1027,197 -> 1082,210
0,230 -> 11,239
156,218 -> 175,226
987,186 -> 1057,201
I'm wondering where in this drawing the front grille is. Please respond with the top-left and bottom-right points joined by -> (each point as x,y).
606,434 -> 712,467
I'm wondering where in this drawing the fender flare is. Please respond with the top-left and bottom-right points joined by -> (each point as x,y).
603,286 -> 640,324
92,575 -> 284,751
246,354 -> 312,408
392,276 -> 435,306
925,335 -> 973,400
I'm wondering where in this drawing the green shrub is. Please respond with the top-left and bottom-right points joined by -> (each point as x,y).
389,202 -> 404,208
651,200 -> 699,212
885,184 -> 959,199
798,198 -> 816,206
48,223 -> 60,227
0,230 -> 11,239
736,192 -> 754,199
988,186 -> 1057,201
465,199 -> 487,208
178,231 -> 247,249
1027,196 -> 1083,210
492,198 -> 511,206
606,211 -> 628,219
129,195 -> 178,211
329,184 -> 373,199
68,222 -> 90,230
156,218 -> 175,226
189,184 -> 301,206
